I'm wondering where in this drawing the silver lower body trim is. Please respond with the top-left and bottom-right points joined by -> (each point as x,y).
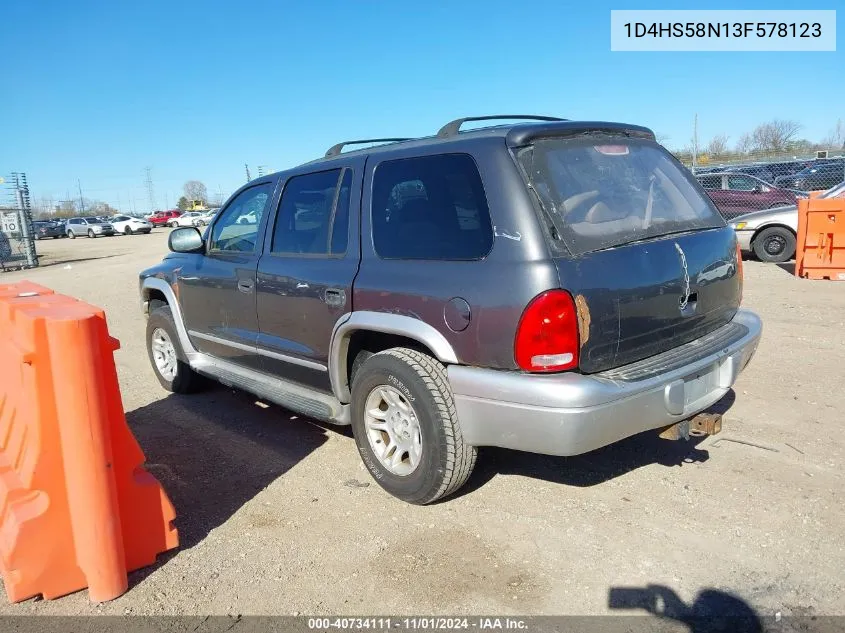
447,309 -> 762,457
189,351 -> 350,426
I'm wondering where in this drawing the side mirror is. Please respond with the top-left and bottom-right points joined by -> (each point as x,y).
168,227 -> 204,253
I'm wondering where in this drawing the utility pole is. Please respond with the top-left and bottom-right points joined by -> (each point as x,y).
144,166 -> 157,213
692,113 -> 699,173
78,179 -> 86,214
244,163 -> 251,182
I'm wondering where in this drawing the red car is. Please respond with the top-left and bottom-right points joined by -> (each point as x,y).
696,173 -> 798,220
148,210 -> 183,227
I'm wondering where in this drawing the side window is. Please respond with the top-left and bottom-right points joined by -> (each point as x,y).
728,175 -> 755,191
697,175 -> 721,190
271,169 -> 344,255
371,153 -> 493,260
208,183 -> 273,253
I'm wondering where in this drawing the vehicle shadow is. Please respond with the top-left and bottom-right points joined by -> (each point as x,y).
608,584 -> 763,632
454,390 -> 736,498
124,385 -> 330,553
776,262 -> 796,275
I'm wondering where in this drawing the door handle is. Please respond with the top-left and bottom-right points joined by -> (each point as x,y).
324,288 -> 345,306
237,279 -> 254,293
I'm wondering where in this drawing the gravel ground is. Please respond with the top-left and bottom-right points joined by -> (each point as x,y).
1,230 -> 843,618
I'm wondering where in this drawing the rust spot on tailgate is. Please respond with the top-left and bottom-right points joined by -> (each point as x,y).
574,294 -> 591,347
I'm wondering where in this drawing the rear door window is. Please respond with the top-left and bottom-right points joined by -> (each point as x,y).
515,136 -> 724,256
371,153 -> 493,260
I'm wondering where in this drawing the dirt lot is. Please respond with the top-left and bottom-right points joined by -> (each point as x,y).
1,230 -> 844,618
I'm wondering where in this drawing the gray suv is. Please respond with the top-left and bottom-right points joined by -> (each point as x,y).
139,115 -> 762,504
66,216 -> 115,238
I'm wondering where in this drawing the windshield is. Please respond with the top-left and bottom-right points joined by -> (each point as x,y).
515,135 -> 724,256
822,182 -> 845,199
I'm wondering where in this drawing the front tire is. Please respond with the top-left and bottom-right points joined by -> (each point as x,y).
67,230 -> 75,239
145,305 -> 203,393
87,229 -> 95,238
753,226 -> 796,263
124,226 -> 133,235
350,347 -> 476,505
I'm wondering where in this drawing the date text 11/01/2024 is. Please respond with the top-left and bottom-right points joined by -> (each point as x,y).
307,618 -> 528,630
623,22 -> 822,38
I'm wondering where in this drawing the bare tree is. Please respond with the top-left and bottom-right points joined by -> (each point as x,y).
654,132 -> 671,145
821,119 -> 845,149
706,134 -> 729,157
736,133 -> 753,154
747,119 -> 802,153
183,180 -> 208,203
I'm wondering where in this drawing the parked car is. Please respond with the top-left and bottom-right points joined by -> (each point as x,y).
168,211 -> 205,227
32,220 -> 66,239
723,164 -> 776,185
148,210 -> 183,227
139,115 -> 761,505
730,181 -> 845,262
774,161 -> 845,191
110,214 -> 153,235
695,172 -> 798,219
65,217 -> 115,238
195,209 -> 219,226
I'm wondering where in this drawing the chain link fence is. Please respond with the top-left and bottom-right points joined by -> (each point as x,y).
1,173 -> 38,272
678,148 -> 845,191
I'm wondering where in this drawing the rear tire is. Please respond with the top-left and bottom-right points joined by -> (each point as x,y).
145,305 -> 203,394
753,226 -> 796,263
350,347 -> 476,505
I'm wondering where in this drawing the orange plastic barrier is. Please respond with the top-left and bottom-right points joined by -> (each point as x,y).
795,198 -> 845,281
0,282 -> 178,603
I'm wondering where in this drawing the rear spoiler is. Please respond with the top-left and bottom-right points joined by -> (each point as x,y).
506,121 -> 656,148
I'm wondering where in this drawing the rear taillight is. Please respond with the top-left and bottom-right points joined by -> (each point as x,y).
514,290 -> 580,372
735,240 -> 744,305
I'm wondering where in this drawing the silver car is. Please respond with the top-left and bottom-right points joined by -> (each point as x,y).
730,181 -> 845,262
65,216 -> 115,238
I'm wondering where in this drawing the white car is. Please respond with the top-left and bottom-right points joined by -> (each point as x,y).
168,212 -> 204,228
731,181 -> 845,262
110,215 -> 153,235
195,209 -> 219,226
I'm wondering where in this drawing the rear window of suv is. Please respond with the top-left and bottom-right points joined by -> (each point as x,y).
515,136 -> 724,256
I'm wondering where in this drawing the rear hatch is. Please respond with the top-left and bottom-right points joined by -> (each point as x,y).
513,134 -> 741,373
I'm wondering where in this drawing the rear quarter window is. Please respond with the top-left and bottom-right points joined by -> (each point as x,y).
371,153 -> 493,260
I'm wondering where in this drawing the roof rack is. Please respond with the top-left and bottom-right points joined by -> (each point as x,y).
436,115 -> 567,138
325,138 -> 413,158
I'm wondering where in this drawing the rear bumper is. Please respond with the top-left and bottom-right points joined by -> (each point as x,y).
447,309 -> 762,457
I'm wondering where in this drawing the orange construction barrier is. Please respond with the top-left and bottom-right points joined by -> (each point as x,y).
795,198 -> 845,281
0,281 -> 178,603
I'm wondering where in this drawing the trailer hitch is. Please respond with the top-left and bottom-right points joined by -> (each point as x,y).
658,412 -> 722,441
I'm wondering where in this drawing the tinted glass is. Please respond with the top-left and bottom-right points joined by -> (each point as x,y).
697,175 -> 721,190
516,136 -> 723,256
727,175 -> 756,190
371,153 -> 493,260
114,215 -> 131,221
331,169 -> 352,254
272,169 -> 341,255
209,183 -> 273,253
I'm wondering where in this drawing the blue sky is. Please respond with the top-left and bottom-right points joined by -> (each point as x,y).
1,0 -> 842,213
